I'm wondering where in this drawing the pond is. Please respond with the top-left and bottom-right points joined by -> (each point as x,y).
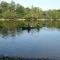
0,27 -> 60,59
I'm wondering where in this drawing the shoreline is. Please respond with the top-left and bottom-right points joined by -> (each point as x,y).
0,56 -> 57,60
0,19 -> 60,21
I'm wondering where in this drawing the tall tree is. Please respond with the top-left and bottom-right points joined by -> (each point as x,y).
16,4 -> 25,18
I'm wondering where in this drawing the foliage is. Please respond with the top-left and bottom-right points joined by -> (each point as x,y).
0,1 -> 60,19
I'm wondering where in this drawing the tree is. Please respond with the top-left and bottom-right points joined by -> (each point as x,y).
9,1 -> 15,11
0,1 -> 9,12
2,10 -> 16,19
30,6 -> 44,19
15,4 -> 25,18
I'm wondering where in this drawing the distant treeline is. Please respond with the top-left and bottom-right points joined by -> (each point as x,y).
0,1 -> 60,19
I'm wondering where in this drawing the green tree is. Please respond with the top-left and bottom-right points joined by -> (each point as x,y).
2,10 -> 16,19
16,4 -> 25,18
0,1 -> 9,12
9,1 -> 15,11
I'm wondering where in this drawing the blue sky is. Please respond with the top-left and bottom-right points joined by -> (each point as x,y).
0,0 -> 60,10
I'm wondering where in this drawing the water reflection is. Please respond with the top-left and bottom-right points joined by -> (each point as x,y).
0,27 -> 60,38
0,27 -> 60,58
0,28 -> 40,38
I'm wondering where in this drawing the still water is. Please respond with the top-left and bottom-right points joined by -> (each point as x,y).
0,27 -> 60,58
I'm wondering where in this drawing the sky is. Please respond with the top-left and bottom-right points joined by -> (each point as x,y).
0,0 -> 60,10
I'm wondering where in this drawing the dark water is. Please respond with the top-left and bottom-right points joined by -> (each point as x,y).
0,27 -> 60,59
